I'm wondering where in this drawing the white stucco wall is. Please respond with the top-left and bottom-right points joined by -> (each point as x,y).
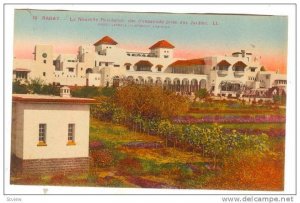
13,102 -> 90,160
11,103 -> 24,158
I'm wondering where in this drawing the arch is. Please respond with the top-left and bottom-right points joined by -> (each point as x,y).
173,78 -> 181,92
199,79 -> 206,89
164,77 -> 172,84
112,76 -> 120,87
163,77 -> 172,90
137,76 -> 145,84
126,76 -> 134,84
190,79 -> 198,92
86,68 -> 93,74
182,78 -> 190,93
146,76 -> 154,85
155,77 -> 162,86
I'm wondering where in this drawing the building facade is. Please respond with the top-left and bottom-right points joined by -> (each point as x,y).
11,87 -> 96,174
13,36 -> 287,97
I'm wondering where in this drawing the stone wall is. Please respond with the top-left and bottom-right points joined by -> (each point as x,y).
11,155 -> 89,175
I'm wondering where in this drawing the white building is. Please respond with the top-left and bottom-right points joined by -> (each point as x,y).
13,36 -> 287,97
11,87 -> 96,174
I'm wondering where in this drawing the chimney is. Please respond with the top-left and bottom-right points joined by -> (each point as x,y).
241,50 -> 245,57
60,86 -> 71,98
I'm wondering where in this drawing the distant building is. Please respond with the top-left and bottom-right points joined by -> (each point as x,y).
13,36 -> 287,97
11,87 -> 96,174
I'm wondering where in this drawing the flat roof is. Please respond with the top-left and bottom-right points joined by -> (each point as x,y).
12,94 -> 97,104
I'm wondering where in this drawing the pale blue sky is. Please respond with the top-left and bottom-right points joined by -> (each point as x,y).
14,9 -> 288,71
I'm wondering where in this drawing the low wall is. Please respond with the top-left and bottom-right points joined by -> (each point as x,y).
11,155 -> 89,175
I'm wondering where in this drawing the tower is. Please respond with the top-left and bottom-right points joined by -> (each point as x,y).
34,45 -> 54,65
149,40 -> 175,59
93,36 -> 118,55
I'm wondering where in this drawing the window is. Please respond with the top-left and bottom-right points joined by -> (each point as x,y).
15,72 -> 28,79
164,55 -> 169,58
250,67 -> 256,72
105,62 -> 109,66
67,124 -> 76,145
43,60 -> 47,64
157,67 -> 162,72
126,65 -> 130,70
43,72 -> 46,76
68,68 -> 74,72
38,124 -> 47,146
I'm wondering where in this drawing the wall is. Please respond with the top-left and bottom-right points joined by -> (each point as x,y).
16,103 -> 90,160
11,102 -> 24,158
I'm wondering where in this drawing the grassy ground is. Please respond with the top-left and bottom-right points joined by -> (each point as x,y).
11,118 -> 285,190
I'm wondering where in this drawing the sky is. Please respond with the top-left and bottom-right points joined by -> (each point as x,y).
14,9 -> 288,73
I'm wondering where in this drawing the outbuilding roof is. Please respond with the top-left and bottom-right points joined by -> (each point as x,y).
12,94 -> 97,104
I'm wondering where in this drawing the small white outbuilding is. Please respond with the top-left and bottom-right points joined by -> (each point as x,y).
11,87 -> 96,174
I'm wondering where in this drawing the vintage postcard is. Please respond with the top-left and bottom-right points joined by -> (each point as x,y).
9,8 -> 289,192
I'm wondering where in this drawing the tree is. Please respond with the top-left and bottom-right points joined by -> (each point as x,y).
12,79 -> 29,94
114,84 -> 189,119
100,87 -> 116,97
158,120 -> 173,147
195,88 -> 209,101
27,78 -> 44,94
41,83 -> 60,96
71,86 -> 101,98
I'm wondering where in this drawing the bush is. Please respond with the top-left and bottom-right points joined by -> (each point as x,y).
90,149 -> 114,167
12,79 -> 29,94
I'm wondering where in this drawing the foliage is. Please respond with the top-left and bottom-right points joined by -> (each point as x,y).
12,79 -> 29,94
71,86 -> 101,98
195,88 -> 209,101
91,96 -> 117,121
114,84 -> 189,119
100,87 -> 116,97
174,114 -> 285,124
273,95 -> 286,105
90,149 -> 114,167
12,78 -> 60,95
27,78 -> 44,94
41,83 -> 60,95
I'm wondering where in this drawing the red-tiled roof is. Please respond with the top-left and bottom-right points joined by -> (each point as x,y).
135,60 -> 153,67
94,36 -> 118,46
149,40 -> 175,49
169,59 -> 205,67
12,94 -> 97,104
217,60 -> 231,66
233,61 -> 247,67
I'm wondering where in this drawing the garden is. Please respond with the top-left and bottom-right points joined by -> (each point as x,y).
11,82 -> 285,190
